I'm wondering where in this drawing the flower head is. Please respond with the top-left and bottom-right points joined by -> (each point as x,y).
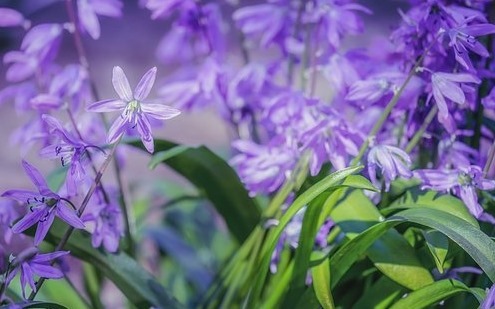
6,247 -> 68,298
368,144 -> 412,191
87,66 -> 181,153
414,165 -> 495,219
1,161 -> 84,245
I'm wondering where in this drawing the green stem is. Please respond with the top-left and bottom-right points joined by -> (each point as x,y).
405,105 -> 438,153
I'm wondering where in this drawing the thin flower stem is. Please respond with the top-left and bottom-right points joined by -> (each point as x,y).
64,0 -> 134,256
350,38 -> 437,166
28,139 -> 121,301
405,105 -> 438,153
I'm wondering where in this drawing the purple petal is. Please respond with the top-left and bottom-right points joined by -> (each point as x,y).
56,205 -> 85,229
21,263 -> 36,297
463,24 -> 495,36
136,114 -> 154,153
33,251 -> 69,263
30,263 -> 64,279
78,0 -> 101,40
1,189 -> 39,203
141,103 -> 181,120
107,114 -> 128,144
92,0 -> 123,17
459,186 -> 483,218
134,67 -> 157,101
30,94 -> 62,110
87,99 -> 126,112
34,212 -> 55,245
112,66 -> 133,102
11,209 -> 46,233
22,160 -> 54,197
0,8 -> 25,27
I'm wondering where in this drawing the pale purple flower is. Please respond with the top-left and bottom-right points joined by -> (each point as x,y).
6,247 -> 68,298
0,200 -> 19,244
482,283 -> 495,309
233,3 -> 291,49
303,0 -> 371,49
414,165 -> 495,219
230,138 -> 298,197
368,144 -> 412,191
1,161 -> 85,245
0,8 -> 27,28
145,0 -> 195,20
87,66 -> 181,153
30,65 -> 90,112
77,0 -> 123,40
4,24 -> 63,82
430,72 -> 481,132
82,189 -> 123,252
445,23 -> 495,70
39,115 -> 92,196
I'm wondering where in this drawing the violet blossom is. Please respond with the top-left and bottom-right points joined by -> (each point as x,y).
6,247 -> 68,298
87,66 -> 181,153
430,72 -> 481,132
414,165 -> 495,220
367,144 -> 413,191
77,0 -> 123,40
1,161 -> 84,245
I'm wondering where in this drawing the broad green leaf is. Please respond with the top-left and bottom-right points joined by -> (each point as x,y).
353,276 -> 405,309
46,166 -> 68,192
281,193 -> 331,307
386,188 -> 478,227
391,208 -> 495,283
29,220 -> 183,309
247,166 -> 363,307
423,230 -> 449,274
330,218 -> 401,288
311,252 -> 334,309
148,145 -> 189,169
331,190 -> 434,290
128,139 -> 260,243
389,279 -> 473,309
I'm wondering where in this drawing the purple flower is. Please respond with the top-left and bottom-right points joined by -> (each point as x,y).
368,144 -> 412,191
1,161 -> 85,245
6,247 -> 68,298
87,66 -> 181,153
230,137 -> 298,197
0,8 -> 28,28
414,165 -> 495,219
82,189 -> 123,252
430,72 -> 480,132
303,1 -> 371,49
77,0 -> 123,40
39,114 -> 92,196
4,24 -> 63,82
0,200 -> 19,244
445,23 -> 495,71
482,283 -> 495,309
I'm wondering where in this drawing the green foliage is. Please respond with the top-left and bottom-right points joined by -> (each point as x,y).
128,138 -> 261,243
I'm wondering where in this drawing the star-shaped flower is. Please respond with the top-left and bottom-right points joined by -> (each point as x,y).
1,161 -> 85,245
87,66 -> 181,153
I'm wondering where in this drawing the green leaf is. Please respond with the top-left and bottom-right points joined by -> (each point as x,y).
128,139 -> 260,243
391,208 -> 495,283
389,279 -> 473,309
311,252 -> 335,309
423,230 -> 449,274
248,166 -> 363,307
331,190 -> 434,290
0,302 -> 68,309
386,188 -> 479,228
148,145 -> 190,169
29,220 -> 183,309
353,276 -> 405,309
